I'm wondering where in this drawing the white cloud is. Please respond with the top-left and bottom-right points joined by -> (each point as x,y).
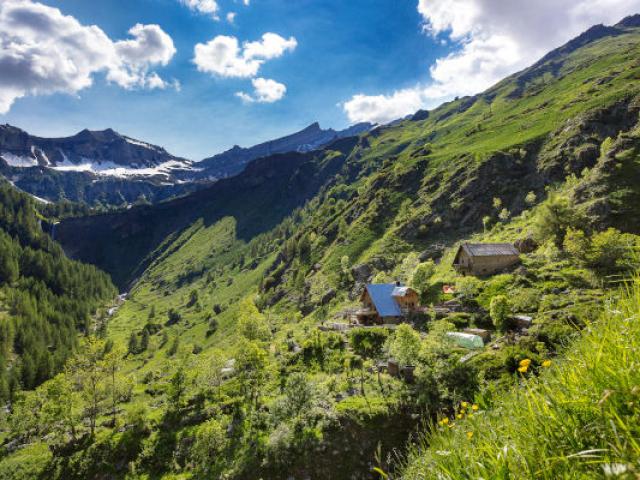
0,0 -> 177,114
226,12 -> 237,23
236,77 -> 287,103
193,33 -> 297,78
180,0 -> 219,19
343,88 -> 425,125
343,0 -> 640,124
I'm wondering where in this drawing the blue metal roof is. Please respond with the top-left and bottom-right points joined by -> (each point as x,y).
366,283 -> 403,317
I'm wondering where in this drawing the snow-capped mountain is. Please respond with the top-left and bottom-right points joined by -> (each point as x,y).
0,124 -> 193,178
0,122 -> 372,206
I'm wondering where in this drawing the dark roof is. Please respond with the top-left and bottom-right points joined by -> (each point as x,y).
460,242 -> 519,257
365,283 -> 403,317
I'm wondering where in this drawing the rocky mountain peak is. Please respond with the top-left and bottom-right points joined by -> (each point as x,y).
617,14 -> 640,28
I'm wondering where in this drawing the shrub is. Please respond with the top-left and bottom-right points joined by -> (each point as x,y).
509,288 -> 541,313
388,324 -> 422,366
411,261 -> 436,295
191,418 -> 227,477
533,193 -> 582,247
349,327 -> 389,359
490,295 -> 510,332
166,308 -> 182,326
446,312 -> 472,329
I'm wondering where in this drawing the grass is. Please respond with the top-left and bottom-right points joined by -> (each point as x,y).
401,279 -> 640,479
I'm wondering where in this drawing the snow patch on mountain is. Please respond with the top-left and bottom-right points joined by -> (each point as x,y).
51,158 -> 194,178
1,152 -> 38,167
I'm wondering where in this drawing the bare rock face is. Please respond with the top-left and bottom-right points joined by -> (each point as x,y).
349,263 -> 373,300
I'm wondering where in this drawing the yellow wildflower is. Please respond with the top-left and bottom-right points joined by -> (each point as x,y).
472,404 -> 479,411
461,401 -> 469,408
457,414 -> 464,420
518,365 -> 528,373
519,359 -> 531,368
467,431 -> 474,439
441,417 -> 449,425
542,360 -> 552,368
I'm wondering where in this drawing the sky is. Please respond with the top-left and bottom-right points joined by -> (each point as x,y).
1,0 -> 639,160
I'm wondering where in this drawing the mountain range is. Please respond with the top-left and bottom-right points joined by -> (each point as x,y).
0,121 -> 372,206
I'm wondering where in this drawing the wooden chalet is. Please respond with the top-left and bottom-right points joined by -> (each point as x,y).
356,282 -> 420,325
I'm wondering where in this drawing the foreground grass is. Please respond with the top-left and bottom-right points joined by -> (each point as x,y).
402,280 -> 640,479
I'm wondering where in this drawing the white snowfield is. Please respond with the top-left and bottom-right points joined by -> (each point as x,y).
1,152 -> 39,167
2,152 -> 194,179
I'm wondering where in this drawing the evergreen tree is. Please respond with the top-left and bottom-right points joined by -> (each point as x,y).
128,332 -> 139,355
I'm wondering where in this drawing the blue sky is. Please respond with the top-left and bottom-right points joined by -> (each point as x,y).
0,0 -> 448,159
1,0 -> 638,160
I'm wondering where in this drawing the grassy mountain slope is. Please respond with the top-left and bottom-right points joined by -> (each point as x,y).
57,138 -> 357,288
401,279 -> 640,479
3,17 -> 640,480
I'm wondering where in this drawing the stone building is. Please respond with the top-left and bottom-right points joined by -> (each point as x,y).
452,242 -> 520,276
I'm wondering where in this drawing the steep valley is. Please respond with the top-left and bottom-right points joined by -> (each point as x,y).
2,16 -> 640,480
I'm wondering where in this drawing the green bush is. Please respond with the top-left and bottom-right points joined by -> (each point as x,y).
446,312 -> 472,329
509,288 -> 541,312
489,295 -> 510,332
349,327 -> 389,359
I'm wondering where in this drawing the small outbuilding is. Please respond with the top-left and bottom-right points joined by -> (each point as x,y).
453,242 -> 520,276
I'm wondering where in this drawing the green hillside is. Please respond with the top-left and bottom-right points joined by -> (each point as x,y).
401,278 -> 640,479
0,180 -> 116,398
2,17 -> 640,480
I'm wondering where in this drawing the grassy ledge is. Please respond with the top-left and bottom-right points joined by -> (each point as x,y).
401,279 -> 640,479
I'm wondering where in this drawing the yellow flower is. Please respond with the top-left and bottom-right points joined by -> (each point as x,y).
457,413 -> 464,419
461,401 -> 469,408
472,404 -> 479,411
542,360 -> 552,368
467,431 -> 474,439
441,417 -> 449,425
518,365 -> 528,373
467,413 -> 474,419
519,359 -> 531,368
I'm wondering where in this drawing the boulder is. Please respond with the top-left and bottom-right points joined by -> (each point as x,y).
515,236 -> 538,254
320,288 -> 336,305
351,263 -> 373,283
419,244 -> 445,262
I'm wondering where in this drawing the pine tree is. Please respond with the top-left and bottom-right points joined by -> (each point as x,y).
140,329 -> 150,352
128,332 -> 139,355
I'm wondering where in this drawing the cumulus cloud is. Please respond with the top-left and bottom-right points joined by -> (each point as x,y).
226,12 -> 237,23
236,77 -> 287,103
342,88 -> 425,125
180,0 -> 219,19
0,0 -> 177,114
193,33 -> 297,78
343,0 -> 640,124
